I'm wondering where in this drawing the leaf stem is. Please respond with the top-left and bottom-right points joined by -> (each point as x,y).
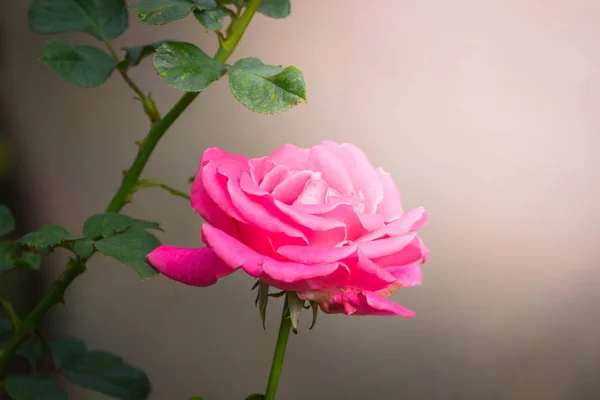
103,39 -> 161,123
264,295 -> 292,400
0,0 -> 263,378
133,179 -> 191,202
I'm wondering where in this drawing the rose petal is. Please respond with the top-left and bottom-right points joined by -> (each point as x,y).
249,156 -> 276,185
338,143 -> 384,213
310,143 -> 355,194
202,224 -> 350,291
344,251 -> 397,291
357,233 -> 416,259
357,207 -> 428,242
386,262 -> 422,287
375,168 -> 403,221
277,243 -> 357,264
191,170 -> 240,239
375,262 -> 422,297
269,144 -> 313,171
147,245 -> 237,287
293,173 -> 328,205
272,170 -> 313,203
320,290 -> 416,317
260,165 -> 290,192
372,236 -> 429,267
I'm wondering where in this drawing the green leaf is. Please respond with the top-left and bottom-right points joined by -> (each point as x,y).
257,0 -> 290,19
94,229 -> 160,279
5,375 -> 67,400
19,225 -> 78,250
0,204 -> 15,236
17,338 -> 43,366
153,42 -> 227,91
133,0 -> 211,25
228,58 -> 306,114
14,251 -> 42,270
245,395 -> 265,400
194,8 -> 228,31
41,39 -> 116,88
83,213 -> 160,240
29,0 -> 128,40
120,41 -> 170,69
50,336 -> 150,400
68,238 -> 95,259
0,242 -> 20,273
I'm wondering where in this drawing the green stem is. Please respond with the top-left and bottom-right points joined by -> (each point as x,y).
0,0 -> 263,377
264,296 -> 292,400
0,261 -> 85,376
134,179 -> 191,202
104,39 -> 161,124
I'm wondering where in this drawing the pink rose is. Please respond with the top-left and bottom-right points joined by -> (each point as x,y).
147,141 -> 428,317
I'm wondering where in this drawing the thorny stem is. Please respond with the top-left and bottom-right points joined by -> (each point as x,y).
0,0 -> 263,378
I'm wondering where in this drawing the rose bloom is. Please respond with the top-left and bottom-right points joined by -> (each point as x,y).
148,141 -> 428,317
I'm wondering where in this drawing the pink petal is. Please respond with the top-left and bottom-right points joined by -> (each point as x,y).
277,243 -> 357,264
386,263 -> 422,288
309,143 -> 355,194
269,144 -> 313,171
259,165 -> 290,192
375,262 -> 422,297
320,290 -> 416,317
200,159 -> 247,223
357,233 -> 416,259
147,245 -> 237,287
338,143 -> 384,213
202,224 -> 350,291
191,169 -> 240,239
293,174 -> 328,205
272,170 -> 313,203
357,207 -> 428,242
249,156 -> 276,185
226,169 -> 306,240
274,199 -> 346,245
372,236 -> 429,267
344,251 -> 397,291
375,168 -> 403,221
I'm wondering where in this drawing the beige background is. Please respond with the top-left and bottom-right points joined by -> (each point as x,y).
2,0 -> 600,399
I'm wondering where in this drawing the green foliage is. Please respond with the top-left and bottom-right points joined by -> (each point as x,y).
194,8 -> 228,31
133,0 -> 219,25
119,42 -> 170,69
17,338 -> 43,366
153,42 -> 227,91
28,0 -> 128,40
82,213 -> 160,240
18,225 -> 78,250
5,374 -> 67,400
94,229 -> 160,280
0,204 -> 15,236
257,0 -> 291,19
50,336 -> 150,400
68,238 -> 95,259
227,58 -> 306,114
0,242 -> 20,272
245,395 -> 266,400
14,251 -> 41,270
41,39 -> 116,88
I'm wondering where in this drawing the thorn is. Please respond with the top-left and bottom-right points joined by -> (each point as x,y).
122,169 -> 128,176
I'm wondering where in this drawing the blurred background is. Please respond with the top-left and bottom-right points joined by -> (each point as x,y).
1,0 -> 599,399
